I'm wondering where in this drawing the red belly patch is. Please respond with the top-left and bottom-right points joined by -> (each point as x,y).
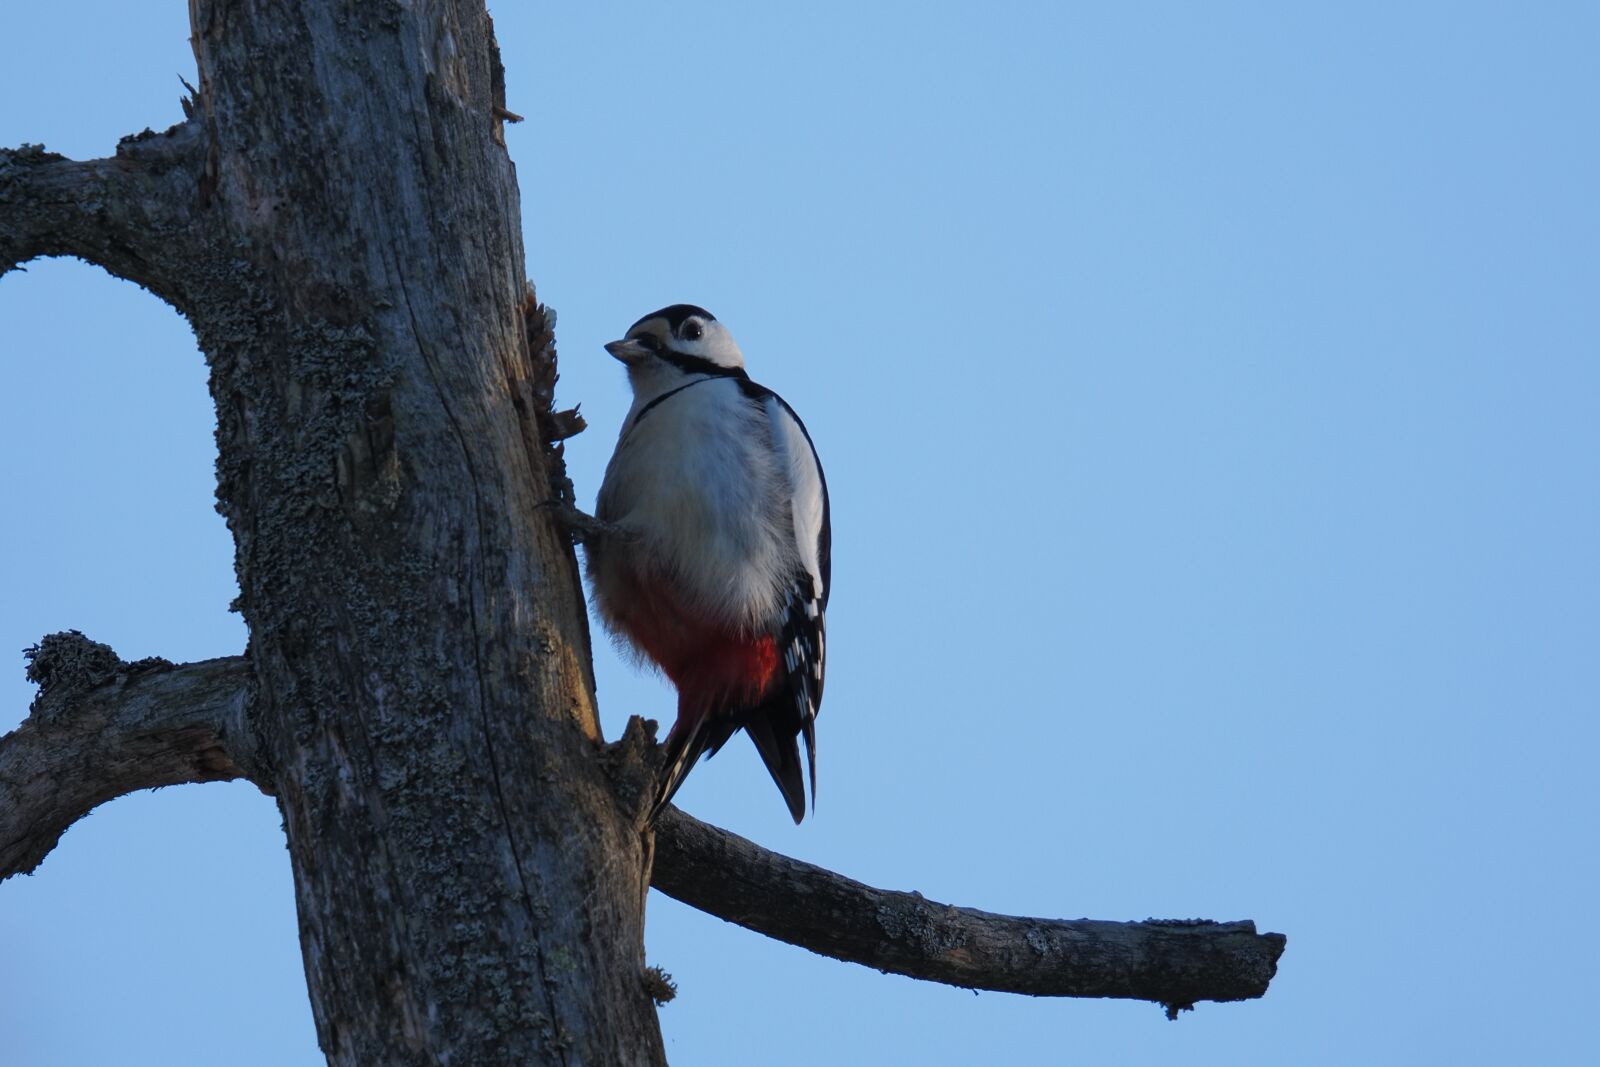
612,578 -> 779,713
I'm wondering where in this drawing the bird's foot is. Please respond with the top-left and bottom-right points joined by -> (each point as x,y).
540,500 -> 629,545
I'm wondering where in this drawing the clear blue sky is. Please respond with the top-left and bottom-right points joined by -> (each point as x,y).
3,2 -> 1597,1064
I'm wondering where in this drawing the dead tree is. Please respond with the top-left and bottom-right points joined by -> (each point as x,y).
0,4 -> 1285,1063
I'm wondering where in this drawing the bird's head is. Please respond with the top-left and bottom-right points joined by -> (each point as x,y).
605,304 -> 746,382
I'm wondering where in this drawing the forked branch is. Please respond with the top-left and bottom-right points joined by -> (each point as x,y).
1,639 -> 1284,1011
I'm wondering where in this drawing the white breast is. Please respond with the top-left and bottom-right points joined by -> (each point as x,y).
594,378 -> 799,633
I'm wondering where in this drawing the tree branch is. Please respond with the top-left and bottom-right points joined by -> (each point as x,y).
0,633 -> 262,881
651,807 -> 1285,1016
0,120 -> 207,306
1,644 -> 1285,1015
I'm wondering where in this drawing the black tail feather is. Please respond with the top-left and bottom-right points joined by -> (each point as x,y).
649,705 -> 745,823
649,693 -> 811,825
744,709 -> 807,824
650,716 -> 709,822
802,717 -> 817,813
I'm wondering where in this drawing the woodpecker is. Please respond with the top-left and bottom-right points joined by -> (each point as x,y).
585,304 -> 830,823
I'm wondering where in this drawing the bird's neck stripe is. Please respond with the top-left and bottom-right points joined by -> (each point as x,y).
658,349 -> 749,380
624,352 -> 749,434
626,376 -> 719,435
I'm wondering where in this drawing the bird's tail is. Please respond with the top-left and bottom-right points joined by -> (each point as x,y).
744,701 -> 807,824
648,692 -> 808,824
649,691 -> 745,822
650,712 -> 712,823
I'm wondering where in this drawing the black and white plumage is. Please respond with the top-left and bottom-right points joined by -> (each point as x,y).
585,304 -> 830,823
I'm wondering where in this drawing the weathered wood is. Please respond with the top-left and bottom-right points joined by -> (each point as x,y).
181,3 -> 661,1063
653,807 -> 1286,1017
0,127 -> 206,305
0,633 -> 259,879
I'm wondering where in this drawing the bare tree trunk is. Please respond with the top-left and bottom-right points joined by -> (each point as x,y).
0,2 -> 664,1063
187,5 -> 662,1064
0,4 -> 1286,1062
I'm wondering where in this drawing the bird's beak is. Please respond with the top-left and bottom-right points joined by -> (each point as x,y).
605,338 -> 651,365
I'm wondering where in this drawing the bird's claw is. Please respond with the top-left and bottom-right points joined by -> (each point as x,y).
539,500 -> 629,545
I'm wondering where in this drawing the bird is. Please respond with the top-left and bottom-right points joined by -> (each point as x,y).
582,304 -> 830,823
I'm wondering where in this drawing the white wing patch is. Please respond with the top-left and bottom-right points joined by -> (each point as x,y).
764,395 -> 829,772
763,395 -> 828,598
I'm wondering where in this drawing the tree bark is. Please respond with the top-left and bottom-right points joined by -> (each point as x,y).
652,807 -> 1284,1018
188,5 -> 659,1064
0,633 -> 259,878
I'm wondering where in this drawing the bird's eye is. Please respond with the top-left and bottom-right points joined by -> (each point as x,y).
682,321 -> 704,341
